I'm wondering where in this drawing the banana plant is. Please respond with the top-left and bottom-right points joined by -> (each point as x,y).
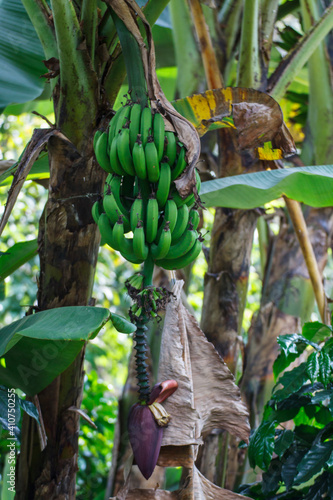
1,0 -> 333,497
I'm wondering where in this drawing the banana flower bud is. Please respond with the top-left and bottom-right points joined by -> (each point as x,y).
128,380 -> 178,479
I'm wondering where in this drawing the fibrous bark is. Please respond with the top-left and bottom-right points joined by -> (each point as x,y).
16,136 -> 105,499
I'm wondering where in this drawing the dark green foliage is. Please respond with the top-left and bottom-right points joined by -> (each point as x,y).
240,319 -> 333,499
76,370 -> 117,500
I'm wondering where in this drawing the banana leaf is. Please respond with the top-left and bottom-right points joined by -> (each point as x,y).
0,0 -> 46,110
200,165 -> 333,208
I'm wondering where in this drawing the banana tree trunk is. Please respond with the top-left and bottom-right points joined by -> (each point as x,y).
16,137 -> 104,498
234,206 -> 333,489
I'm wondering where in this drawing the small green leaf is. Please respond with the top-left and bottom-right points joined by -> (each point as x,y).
110,312 -> 136,334
294,440 -> 333,485
262,458 -> 282,495
273,363 -> 309,401
303,472 -> 331,500
248,420 -> 276,471
18,398 -> 40,424
0,239 -> 38,282
302,322 -> 332,342
327,450 -> 333,468
311,389 -> 332,405
281,447 -> 308,490
307,352 -> 320,384
323,337 -> 333,355
274,429 -> 294,457
319,352 -> 331,388
273,334 -> 317,379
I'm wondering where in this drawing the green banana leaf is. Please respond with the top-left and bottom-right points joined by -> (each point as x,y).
0,154 -> 49,186
200,165 -> 333,209
0,306 -> 110,394
0,239 -> 38,282
0,0 -> 46,110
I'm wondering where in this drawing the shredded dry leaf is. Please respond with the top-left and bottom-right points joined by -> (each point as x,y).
159,281 -> 250,445
0,128 -> 68,237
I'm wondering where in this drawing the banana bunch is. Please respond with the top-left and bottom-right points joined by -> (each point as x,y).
93,101 -> 204,270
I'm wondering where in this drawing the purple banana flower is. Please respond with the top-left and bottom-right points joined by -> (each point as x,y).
128,380 -> 178,480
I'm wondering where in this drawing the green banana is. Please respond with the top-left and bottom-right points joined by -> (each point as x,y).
130,194 -> 145,232
156,162 -> 171,208
153,112 -> 165,162
109,133 -> 127,176
140,106 -> 153,147
164,198 -> 178,233
195,168 -> 201,194
112,218 -> 134,254
107,175 -> 129,218
128,273 -> 144,289
117,127 -> 136,176
138,178 -> 151,200
91,200 -> 104,224
129,103 -> 142,150
104,173 -> 113,196
133,222 -> 149,261
132,139 -> 147,180
165,131 -> 177,167
171,146 -> 187,181
150,224 -> 172,260
95,132 -> 113,173
93,130 -> 103,151
154,198 -> 178,242
103,192 -> 130,232
120,248 -> 144,265
172,189 -> 195,208
171,204 -> 189,242
189,207 -> 200,230
133,176 -> 139,198
109,105 -> 131,144
145,138 -> 160,183
146,196 -> 159,243
163,228 -> 197,260
158,238 -> 203,270
113,220 -> 143,264
98,213 -> 120,251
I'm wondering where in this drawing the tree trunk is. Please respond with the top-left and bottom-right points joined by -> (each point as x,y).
201,207 -> 258,373
16,136 -> 105,499
240,207 -> 333,423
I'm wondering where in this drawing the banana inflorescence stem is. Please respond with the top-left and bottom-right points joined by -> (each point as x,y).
134,317 -> 151,403
111,10 -> 148,107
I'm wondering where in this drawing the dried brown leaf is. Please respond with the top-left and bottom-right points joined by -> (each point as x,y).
179,466 -> 250,499
158,281 -> 250,447
0,128 -> 68,237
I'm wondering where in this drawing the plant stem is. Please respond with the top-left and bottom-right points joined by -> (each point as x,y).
237,0 -> 261,88
104,0 -> 170,105
50,0 -> 98,151
81,0 -> 97,68
21,0 -> 58,60
269,3 -> 333,101
133,318 -> 151,403
284,197 -> 328,324
188,0 -> 224,89
111,11 -> 148,106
